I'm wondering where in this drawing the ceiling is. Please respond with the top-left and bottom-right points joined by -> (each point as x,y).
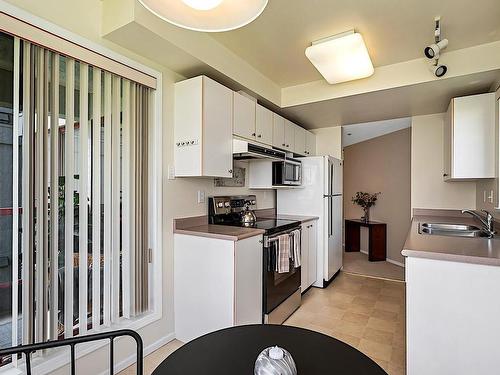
342,118 -> 411,147
211,0 -> 500,87
281,69 -> 500,128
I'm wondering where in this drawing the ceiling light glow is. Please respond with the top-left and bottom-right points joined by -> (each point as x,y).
182,0 -> 223,11
305,31 -> 374,84
138,0 -> 268,32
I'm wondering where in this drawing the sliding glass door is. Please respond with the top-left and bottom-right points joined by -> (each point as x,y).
0,30 -> 153,367
0,32 -> 18,358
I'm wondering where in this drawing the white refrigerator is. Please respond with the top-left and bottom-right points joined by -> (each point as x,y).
277,156 -> 343,287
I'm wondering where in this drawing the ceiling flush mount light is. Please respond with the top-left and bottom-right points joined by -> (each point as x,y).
138,0 -> 269,32
305,30 -> 374,85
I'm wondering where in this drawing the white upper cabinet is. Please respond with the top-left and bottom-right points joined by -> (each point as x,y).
255,104 -> 273,146
284,120 -> 295,152
174,76 -> 233,178
294,126 -> 306,156
443,92 -> 495,180
273,114 -> 285,149
233,92 -> 256,141
305,131 -> 316,156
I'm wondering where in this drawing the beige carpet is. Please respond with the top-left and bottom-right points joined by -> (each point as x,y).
343,252 -> 405,281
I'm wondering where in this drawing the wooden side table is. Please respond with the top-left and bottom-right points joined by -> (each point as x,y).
345,219 -> 387,261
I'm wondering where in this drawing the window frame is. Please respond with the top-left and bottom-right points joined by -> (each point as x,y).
0,2 -> 164,374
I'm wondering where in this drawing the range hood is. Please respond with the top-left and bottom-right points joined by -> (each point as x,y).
233,139 -> 286,161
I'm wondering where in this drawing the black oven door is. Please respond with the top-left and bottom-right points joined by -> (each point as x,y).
263,242 -> 301,314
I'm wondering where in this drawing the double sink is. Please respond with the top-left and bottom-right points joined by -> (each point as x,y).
419,223 -> 490,238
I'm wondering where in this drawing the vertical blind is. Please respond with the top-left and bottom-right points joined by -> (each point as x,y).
11,37 -> 152,348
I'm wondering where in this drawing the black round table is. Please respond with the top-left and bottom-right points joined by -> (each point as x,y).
153,325 -> 387,374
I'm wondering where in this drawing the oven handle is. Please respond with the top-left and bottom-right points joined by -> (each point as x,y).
263,227 -> 301,248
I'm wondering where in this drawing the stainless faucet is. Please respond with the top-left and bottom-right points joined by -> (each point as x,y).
461,209 -> 496,238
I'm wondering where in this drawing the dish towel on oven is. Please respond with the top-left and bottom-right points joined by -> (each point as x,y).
291,229 -> 301,268
278,234 -> 290,273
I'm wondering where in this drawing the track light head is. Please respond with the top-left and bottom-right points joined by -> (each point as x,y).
429,62 -> 447,78
424,39 -> 449,59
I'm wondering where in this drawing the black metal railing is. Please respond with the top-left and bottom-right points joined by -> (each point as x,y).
0,329 -> 143,375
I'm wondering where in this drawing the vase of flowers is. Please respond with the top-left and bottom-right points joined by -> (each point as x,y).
351,192 -> 381,223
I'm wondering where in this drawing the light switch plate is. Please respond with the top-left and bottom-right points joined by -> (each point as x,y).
168,165 -> 176,180
197,190 -> 205,204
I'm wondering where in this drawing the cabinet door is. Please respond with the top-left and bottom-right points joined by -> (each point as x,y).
307,221 -> 317,288
443,101 -> 452,180
233,92 -> 256,141
273,114 -> 285,149
174,76 -> 203,176
203,76 -> 233,177
284,120 -> 295,152
294,126 -> 306,156
256,104 -> 273,146
305,131 -> 316,156
452,93 -> 495,179
235,236 -> 263,325
300,223 -> 309,292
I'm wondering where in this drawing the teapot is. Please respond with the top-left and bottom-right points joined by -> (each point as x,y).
240,203 -> 257,227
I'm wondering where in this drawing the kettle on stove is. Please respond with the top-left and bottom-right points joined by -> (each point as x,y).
240,202 -> 257,227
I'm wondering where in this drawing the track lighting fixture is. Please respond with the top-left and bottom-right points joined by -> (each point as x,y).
424,16 -> 448,78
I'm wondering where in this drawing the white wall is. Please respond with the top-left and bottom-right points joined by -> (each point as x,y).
2,1 -> 274,374
411,113 -> 476,211
311,126 -> 342,159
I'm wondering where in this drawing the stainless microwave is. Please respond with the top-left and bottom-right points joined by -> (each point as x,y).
272,159 -> 302,186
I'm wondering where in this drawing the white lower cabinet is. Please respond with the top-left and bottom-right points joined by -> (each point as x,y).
406,256 -> 500,375
174,234 -> 263,342
301,220 -> 317,292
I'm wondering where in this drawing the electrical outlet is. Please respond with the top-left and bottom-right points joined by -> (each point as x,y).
484,190 -> 487,203
197,190 -> 205,204
167,165 -> 176,180
488,190 -> 494,204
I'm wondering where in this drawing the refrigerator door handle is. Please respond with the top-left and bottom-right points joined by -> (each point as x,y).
330,196 -> 334,237
327,196 -> 333,237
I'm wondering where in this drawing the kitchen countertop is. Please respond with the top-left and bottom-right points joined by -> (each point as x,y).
174,224 -> 265,242
173,212 -> 318,241
402,211 -> 500,266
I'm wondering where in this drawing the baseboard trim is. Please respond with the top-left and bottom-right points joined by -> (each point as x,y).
357,250 -> 404,268
386,258 -> 405,268
98,332 -> 176,375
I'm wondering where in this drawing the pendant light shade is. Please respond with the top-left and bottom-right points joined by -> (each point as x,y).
138,0 -> 269,32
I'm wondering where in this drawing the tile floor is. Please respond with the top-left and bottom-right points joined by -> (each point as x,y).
343,251 -> 405,281
119,272 -> 406,375
285,272 -> 406,375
